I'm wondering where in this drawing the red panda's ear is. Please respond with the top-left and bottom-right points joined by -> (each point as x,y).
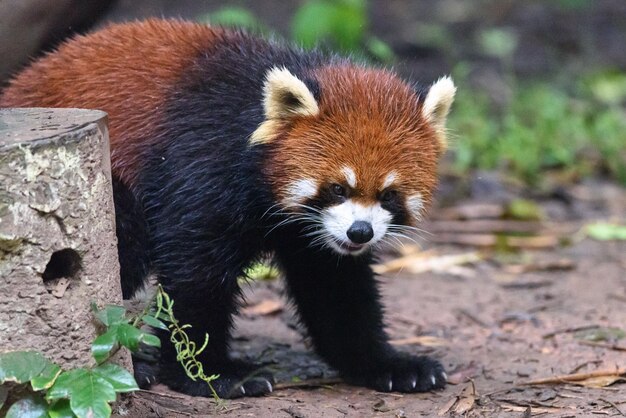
250,67 -> 319,144
422,76 -> 456,151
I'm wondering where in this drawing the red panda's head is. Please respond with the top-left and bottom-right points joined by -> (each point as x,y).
253,65 -> 455,256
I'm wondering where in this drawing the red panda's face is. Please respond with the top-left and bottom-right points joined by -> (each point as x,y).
254,66 -> 455,256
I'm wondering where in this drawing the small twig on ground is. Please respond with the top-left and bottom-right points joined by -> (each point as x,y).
161,406 -> 194,417
542,324 -> 600,339
569,360 -> 604,374
456,308 -> 491,328
520,368 -> 626,386
599,398 -> 626,417
579,341 -> 626,352
138,389 -> 188,400
273,377 -> 343,390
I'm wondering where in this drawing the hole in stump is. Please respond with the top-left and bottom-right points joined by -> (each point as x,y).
42,248 -> 82,281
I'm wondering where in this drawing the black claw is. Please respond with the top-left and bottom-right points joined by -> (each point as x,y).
352,355 -> 447,393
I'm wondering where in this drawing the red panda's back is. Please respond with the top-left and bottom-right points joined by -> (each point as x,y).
0,19 -> 223,186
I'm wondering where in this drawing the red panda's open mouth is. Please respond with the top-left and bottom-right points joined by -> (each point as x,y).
333,239 -> 365,253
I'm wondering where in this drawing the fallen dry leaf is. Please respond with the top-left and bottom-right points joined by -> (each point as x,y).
373,251 -> 483,275
520,368 -> 626,386
572,375 -> 626,388
499,403 -> 564,414
454,382 -> 477,414
389,336 -> 447,347
241,299 -> 283,317
437,396 -> 457,416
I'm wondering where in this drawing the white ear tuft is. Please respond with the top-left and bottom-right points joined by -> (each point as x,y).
263,66 -> 319,119
250,67 -> 319,144
422,76 -> 456,149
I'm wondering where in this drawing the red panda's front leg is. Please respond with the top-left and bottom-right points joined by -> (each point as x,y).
146,249 -> 275,398
138,183 -> 275,398
275,243 -> 447,393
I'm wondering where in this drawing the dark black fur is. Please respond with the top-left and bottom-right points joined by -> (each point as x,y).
116,31 -> 445,398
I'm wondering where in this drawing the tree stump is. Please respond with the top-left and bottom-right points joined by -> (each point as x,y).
0,108 -> 130,370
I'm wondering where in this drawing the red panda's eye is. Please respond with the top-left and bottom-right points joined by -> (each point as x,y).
381,189 -> 398,202
331,184 -> 346,197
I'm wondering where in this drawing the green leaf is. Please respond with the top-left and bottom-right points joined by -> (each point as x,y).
586,222 -> 626,241
0,351 -> 50,384
94,305 -> 127,327
91,328 -> 119,364
140,333 -> 161,348
115,323 -> 144,352
47,369 -> 116,418
5,395 -> 48,418
31,361 -> 62,391
48,399 -> 75,418
92,364 -> 138,393
141,315 -> 168,330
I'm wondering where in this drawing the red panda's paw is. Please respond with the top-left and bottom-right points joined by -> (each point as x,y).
361,355 -> 447,393
160,359 -> 275,398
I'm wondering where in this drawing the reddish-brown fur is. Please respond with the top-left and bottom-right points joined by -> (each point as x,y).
0,19 -> 223,186
266,66 -> 440,216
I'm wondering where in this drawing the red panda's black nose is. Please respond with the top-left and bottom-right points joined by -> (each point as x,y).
347,221 -> 374,244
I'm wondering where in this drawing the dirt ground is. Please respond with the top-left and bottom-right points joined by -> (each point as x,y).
114,179 -> 626,417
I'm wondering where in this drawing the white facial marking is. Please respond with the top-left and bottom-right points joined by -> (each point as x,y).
341,166 -> 357,188
406,193 -> 424,220
282,178 -> 318,208
382,171 -> 397,189
322,200 -> 392,256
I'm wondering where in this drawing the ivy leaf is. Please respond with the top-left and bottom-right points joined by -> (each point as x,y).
0,351 -> 50,384
140,332 -> 161,348
31,361 -> 62,391
93,363 -> 139,393
48,399 -> 74,418
141,314 -> 168,330
116,323 -> 160,351
91,327 -> 119,364
47,368 -> 116,418
5,395 -> 48,418
94,305 -> 127,327
115,323 -> 144,352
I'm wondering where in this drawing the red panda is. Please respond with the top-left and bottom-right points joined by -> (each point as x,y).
1,19 -> 456,398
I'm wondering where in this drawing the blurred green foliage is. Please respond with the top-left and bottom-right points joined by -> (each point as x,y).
198,6 -> 268,32
201,0 -> 393,63
449,73 -> 626,186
